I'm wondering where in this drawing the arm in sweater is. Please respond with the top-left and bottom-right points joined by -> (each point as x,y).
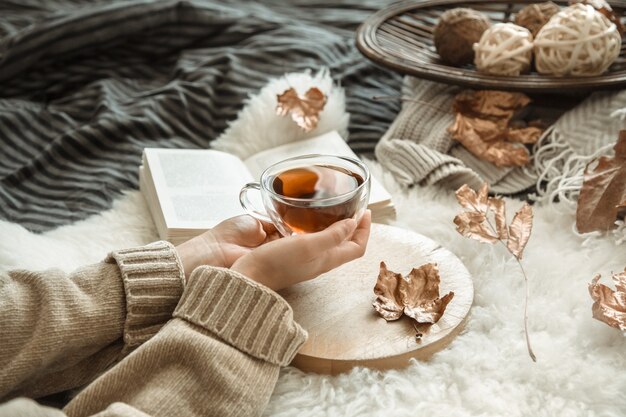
0,242 -> 307,417
0,241 -> 185,400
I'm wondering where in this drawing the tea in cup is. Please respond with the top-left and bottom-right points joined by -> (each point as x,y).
239,154 -> 370,236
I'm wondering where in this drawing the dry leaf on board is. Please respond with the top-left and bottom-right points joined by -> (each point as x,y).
276,87 -> 326,132
372,262 -> 404,321
453,183 -> 536,361
401,263 -> 455,324
589,268 -> 626,331
372,262 -> 454,325
576,131 -> 626,233
448,90 -> 542,167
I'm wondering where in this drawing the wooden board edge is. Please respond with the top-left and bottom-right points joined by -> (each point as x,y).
290,309 -> 471,375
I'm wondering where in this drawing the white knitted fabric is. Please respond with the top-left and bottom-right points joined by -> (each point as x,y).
375,77 -> 537,194
532,89 -> 626,207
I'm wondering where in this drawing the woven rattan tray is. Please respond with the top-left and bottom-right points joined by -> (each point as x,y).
356,0 -> 626,93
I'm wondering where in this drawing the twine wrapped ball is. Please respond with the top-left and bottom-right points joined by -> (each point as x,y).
534,4 -> 622,76
473,23 -> 534,76
569,0 -> 625,35
514,2 -> 561,36
433,8 -> 492,66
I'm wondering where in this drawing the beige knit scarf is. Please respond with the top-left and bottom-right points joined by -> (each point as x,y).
376,77 -> 626,202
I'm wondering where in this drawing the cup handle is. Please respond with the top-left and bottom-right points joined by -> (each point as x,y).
239,182 -> 273,223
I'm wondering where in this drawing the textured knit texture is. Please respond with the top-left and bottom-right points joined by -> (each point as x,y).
174,267 -> 305,367
106,241 -> 185,353
0,0 -> 402,233
533,89 -> 626,206
0,243 -> 306,417
375,77 -> 538,194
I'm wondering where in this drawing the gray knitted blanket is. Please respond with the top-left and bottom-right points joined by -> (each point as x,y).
0,0 -> 401,232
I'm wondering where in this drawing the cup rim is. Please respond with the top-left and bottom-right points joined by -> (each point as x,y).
260,154 -> 371,204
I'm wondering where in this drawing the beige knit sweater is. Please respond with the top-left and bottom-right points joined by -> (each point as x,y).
0,241 -> 307,417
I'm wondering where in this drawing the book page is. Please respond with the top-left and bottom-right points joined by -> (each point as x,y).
243,131 -> 391,205
144,149 -> 253,230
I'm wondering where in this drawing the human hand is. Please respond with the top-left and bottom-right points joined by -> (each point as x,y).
176,215 -> 279,278
231,210 -> 372,291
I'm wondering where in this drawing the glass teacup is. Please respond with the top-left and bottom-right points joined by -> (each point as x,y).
239,154 -> 371,236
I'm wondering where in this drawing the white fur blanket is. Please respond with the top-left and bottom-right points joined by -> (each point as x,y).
1,72 -> 625,416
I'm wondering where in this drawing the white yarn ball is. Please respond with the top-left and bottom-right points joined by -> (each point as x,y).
534,4 -> 622,76
474,23 -> 534,76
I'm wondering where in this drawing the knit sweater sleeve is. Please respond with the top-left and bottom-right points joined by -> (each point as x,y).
0,241 -> 184,401
61,266 -> 307,417
0,246 -> 307,417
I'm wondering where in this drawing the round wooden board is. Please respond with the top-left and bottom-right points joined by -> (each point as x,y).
279,224 -> 474,375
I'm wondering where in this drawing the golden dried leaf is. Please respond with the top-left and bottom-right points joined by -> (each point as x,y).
589,269 -> 626,331
506,126 -> 543,144
452,90 -> 531,121
477,182 -> 489,204
482,141 -> 530,167
576,131 -> 626,233
401,263 -> 455,324
276,87 -> 326,132
454,183 -> 499,244
449,90 -> 539,167
372,261 -> 404,321
455,183 -> 489,212
450,113 -> 506,143
449,114 -> 522,166
454,183 -> 534,253
454,211 -> 499,243
453,183 -> 536,360
372,262 -> 454,325
528,119 -> 550,130
507,203 -> 533,260
489,196 -> 508,240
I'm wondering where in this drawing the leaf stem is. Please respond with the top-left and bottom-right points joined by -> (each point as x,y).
515,257 -> 536,362
483,215 -> 536,362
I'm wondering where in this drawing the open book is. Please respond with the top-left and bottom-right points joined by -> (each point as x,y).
140,131 -> 395,244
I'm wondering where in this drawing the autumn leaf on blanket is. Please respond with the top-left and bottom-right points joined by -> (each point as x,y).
276,87 -> 326,132
448,90 -> 543,167
454,211 -> 499,243
589,268 -> 626,331
506,203 -> 533,260
455,181 -> 490,211
454,183 -> 533,259
576,131 -> 626,233
373,262 -> 454,325
454,183 -> 536,360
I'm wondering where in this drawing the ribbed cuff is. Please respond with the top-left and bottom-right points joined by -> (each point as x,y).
376,138 -> 483,189
106,241 -> 185,353
174,266 -> 307,366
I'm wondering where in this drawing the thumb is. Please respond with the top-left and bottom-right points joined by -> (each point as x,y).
305,218 -> 358,252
